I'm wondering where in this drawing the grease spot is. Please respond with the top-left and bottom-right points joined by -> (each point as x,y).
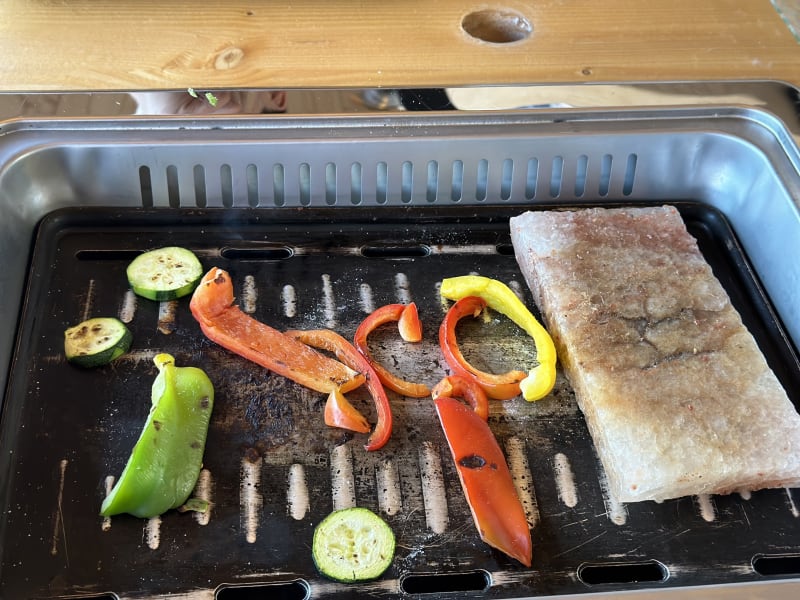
553,452 -> 578,508
419,442 -> 448,534
240,454 -> 263,543
193,469 -> 213,526
287,463 -> 310,520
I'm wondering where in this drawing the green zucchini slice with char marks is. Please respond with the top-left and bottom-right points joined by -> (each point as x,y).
127,246 -> 203,301
312,507 -> 395,583
64,317 -> 132,368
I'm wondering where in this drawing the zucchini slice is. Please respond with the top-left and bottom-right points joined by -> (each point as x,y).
127,246 -> 203,301
312,507 -> 395,583
64,317 -> 132,368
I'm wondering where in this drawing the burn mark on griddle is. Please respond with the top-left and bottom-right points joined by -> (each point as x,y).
157,300 -> 178,334
199,360 -> 296,452
243,387 -> 299,447
329,430 -> 355,447
243,446 -> 261,464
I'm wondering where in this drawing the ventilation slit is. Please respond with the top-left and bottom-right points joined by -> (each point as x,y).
475,159 -> 488,201
753,553 -> 800,576
220,164 -> 234,208
216,579 -> 310,600
139,165 -> 153,207
549,156 -> 564,198
525,158 -> 538,199
273,164 -> 285,207
325,162 -> 337,206
361,244 -> 430,258
76,249 -> 141,261
575,154 -> 589,197
426,160 -> 439,203
57,595 -> 116,600
578,560 -> 668,585
500,158 -> 513,200
350,162 -> 363,205
599,153 -> 613,196
221,245 -> 294,260
401,161 -> 413,204
193,165 -> 207,207
246,164 -> 259,207
299,163 -> 311,206
376,162 -> 388,204
623,153 -> 638,196
451,160 -> 464,202
400,571 -> 491,594
166,165 -> 180,208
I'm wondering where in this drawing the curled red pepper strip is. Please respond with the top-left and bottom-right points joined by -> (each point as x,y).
398,302 -> 423,342
354,303 -> 431,398
324,388 -> 371,434
287,329 -> 392,452
431,375 -> 489,422
439,296 -> 527,400
435,396 -> 532,566
190,268 -> 365,394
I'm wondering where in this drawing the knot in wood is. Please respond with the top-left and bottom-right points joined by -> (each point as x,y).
215,47 -> 245,70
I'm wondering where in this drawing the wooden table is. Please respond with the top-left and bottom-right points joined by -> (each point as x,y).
1,0 -> 798,92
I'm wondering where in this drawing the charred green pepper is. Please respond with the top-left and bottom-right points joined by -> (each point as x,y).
100,353 -> 215,518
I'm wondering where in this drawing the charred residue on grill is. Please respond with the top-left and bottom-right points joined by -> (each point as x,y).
362,327 -> 442,391
454,312 -> 538,379
203,354 -> 370,454
202,358 -> 299,447
242,446 -> 261,464
244,378 -> 298,442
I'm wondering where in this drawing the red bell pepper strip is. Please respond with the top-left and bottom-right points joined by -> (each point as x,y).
190,268 -> 365,395
439,296 -> 527,400
324,388 -> 371,434
354,303 -> 430,398
435,396 -> 532,567
432,375 -> 489,422
287,329 -> 393,452
397,302 -> 423,343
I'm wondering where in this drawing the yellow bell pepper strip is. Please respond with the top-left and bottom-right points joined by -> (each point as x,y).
190,268 -> 365,395
432,375 -> 489,422
434,395 -> 532,567
440,275 -> 557,401
100,353 -> 214,518
287,329 -> 393,452
354,303 -> 430,398
324,388 -> 371,434
439,295 -> 527,400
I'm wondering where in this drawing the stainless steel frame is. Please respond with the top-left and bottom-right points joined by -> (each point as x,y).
1,100 -> 799,599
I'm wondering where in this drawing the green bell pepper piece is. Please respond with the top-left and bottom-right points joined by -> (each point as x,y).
100,353 -> 214,518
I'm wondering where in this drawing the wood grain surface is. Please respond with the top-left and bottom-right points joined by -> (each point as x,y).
1,0 -> 798,92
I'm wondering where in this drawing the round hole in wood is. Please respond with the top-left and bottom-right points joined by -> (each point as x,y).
461,9 -> 532,43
